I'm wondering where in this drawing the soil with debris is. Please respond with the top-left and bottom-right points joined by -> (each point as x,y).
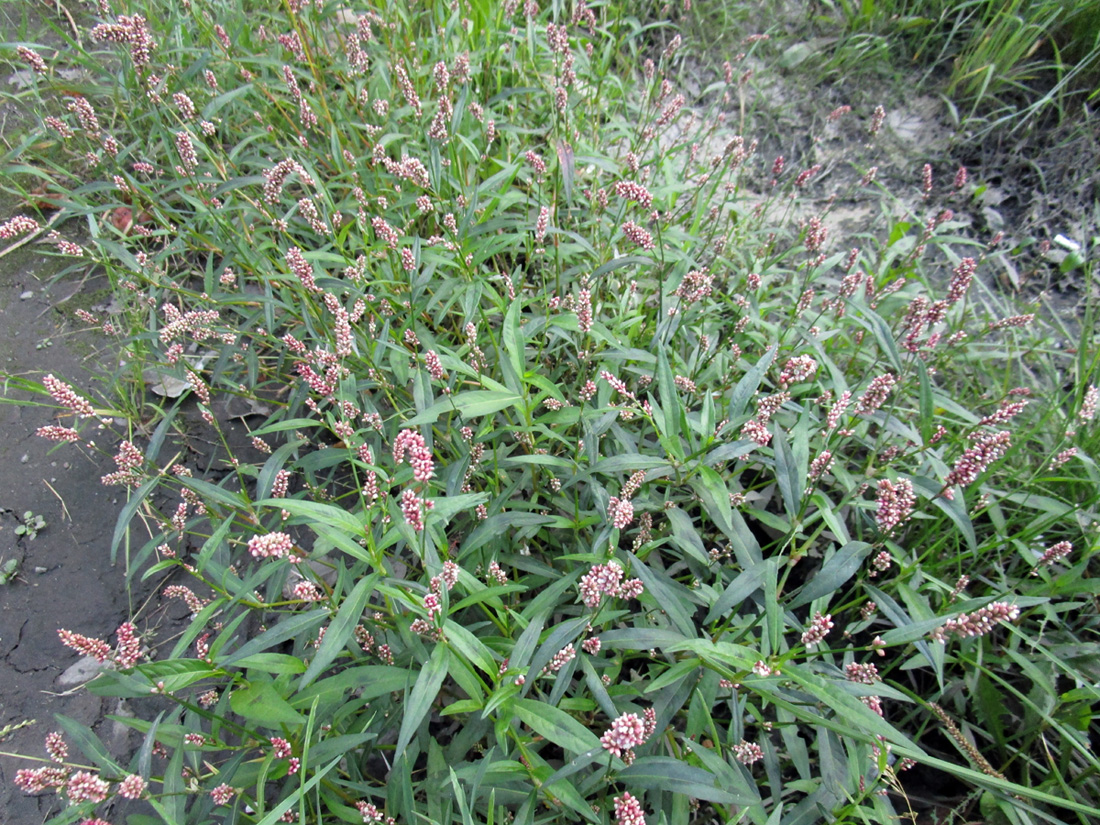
0,249 -> 158,823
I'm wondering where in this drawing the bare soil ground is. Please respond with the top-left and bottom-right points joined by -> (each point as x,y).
0,249 -> 152,823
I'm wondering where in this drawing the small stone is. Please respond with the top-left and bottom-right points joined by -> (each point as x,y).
20,454 -> 28,463
20,290 -> 33,300
34,566 -> 47,574
58,654 -> 109,686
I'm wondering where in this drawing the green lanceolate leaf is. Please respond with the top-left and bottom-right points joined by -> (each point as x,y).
514,698 -> 601,755
619,756 -> 751,804
230,678 -> 307,726
299,573 -> 379,688
394,642 -> 450,764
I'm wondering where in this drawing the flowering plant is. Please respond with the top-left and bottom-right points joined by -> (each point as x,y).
4,0 -> 1099,823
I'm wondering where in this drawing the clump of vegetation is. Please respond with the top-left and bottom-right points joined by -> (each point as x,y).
822,0 -> 1100,130
1,1 -> 1098,824
14,510 -> 46,540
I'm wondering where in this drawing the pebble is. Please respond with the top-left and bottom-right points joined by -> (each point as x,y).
20,290 -> 33,300
58,654 -> 109,687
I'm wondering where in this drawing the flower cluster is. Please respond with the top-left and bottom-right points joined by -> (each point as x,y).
271,737 -> 293,758
674,269 -> 713,304
943,431 -> 1011,493
733,739 -> 764,765
115,622 -> 142,668
845,662 -> 880,684
620,220 -> 655,250
44,731 -> 67,763
117,773 -> 147,799
356,801 -> 397,825
43,374 -> 95,417
607,496 -> 634,529
293,581 -> 323,601
853,373 -> 896,416
0,215 -> 40,239
393,429 -> 434,482
14,765 -> 68,794
931,602 -> 1020,642
57,628 -> 112,662
263,158 -> 314,203
164,584 -> 209,614
544,643 -> 575,673
90,14 -> 155,70
400,488 -> 433,531
613,791 -> 646,825
874,478 -> 915,535
1033,541 -> 1072,571
248,531 -> 295,560
66,770 -> 109,803
800,612 -> 834,648
17,45 -> 47,73
210,783 -> 237,806
1081,385 -> 1098,422
286,247 -> 320,292
808,450 -> 834,481
778,354 -> 818,387
578,561 -> 644,608
615,180 -> 653,209
600,709 -> 656,763
36,425 -> 81,443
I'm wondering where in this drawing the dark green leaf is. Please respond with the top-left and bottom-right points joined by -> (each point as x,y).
54,714 -> 122,773
299,573 -> 378,688
619,756 -> 750,804
394,643 -> 449,763
514,698 -> 601,755
230,678 -> 306,726
789,541 -> 872,608
218,610 -> 327,668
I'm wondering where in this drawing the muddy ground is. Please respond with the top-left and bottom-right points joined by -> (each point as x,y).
0,249 -> 159,823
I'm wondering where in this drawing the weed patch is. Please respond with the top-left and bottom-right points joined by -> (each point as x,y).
2,1 -> 1099,824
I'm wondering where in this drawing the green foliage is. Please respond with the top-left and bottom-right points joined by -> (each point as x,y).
14,510 -> 46,540
2,1 -> 1099,824
821,0 -> 1100,129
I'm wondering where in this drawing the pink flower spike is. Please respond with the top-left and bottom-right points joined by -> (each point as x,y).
1033,541 -> 1072,572
613,791 -> 647,825
800,612 -> 833,649
43,374 -> 95,417
248,531 -> 294,560
0,215 -> 40,239
875,478 -> 915,535
931,601 -> 1020,642
67,770 -> 109,803
118,773 -> 147,799
733,739 -> 764,765
607,496 -> 634,529
600,712 -> 650,761
57,628 -> 112,662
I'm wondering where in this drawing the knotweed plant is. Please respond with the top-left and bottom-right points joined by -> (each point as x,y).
3,1 -> 1099,824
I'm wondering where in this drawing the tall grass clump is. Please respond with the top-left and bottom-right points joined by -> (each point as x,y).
822,0 -> 1100,129
2,1 -> 1099,824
